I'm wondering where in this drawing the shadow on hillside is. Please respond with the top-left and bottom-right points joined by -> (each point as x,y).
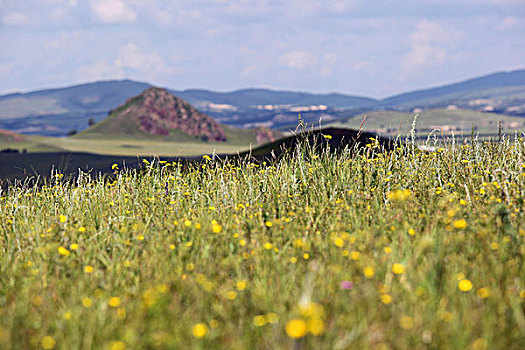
0,128 -> 393,187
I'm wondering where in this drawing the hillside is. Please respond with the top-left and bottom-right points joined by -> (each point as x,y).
381,70 -> 525,113
329,108 -> 525,137
78,88 -> 282,145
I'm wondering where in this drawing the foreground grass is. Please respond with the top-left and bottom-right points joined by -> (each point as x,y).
1,136 -> 525,349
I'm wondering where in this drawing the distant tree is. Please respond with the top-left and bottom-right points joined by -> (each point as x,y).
88,117 -> 96,127
67,129 -> 78,136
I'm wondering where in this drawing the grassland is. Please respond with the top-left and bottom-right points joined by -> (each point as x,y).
1,134 -> 525,349
0,135 -> 250,157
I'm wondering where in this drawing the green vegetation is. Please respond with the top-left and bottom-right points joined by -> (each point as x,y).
1,134 -> 524,349
330,108 -> 525,137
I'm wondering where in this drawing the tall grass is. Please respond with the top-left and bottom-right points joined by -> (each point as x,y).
0,133 -> 524,349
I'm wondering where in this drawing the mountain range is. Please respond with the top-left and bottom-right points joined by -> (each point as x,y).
0,69 -> 523,136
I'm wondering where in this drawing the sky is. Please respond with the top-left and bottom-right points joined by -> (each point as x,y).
0,0 -> 524,98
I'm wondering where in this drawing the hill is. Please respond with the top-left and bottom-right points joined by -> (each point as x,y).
78,87 -> 282,145
381,70 -> 525,113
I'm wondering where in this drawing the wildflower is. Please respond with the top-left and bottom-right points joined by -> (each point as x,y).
392,263 -> 405,275
84,266 -> 94,273
285,319 -> 307,339
350,251 -> 360,260
363,266 -> 375,279
399,316 -> 414,330
211,222 -> 222,233
477,287 -> 490,299
380,294 -> 392,304
59,215 -> 67,223
408,228 -> 416,236
307,318 -> 325,335
78,226 -> 86,232
303,253 -> 310,260
192,323 -> 208,338
226,291 -> 237,300
70,243 -> 78,250
82,297 -> 92,308
109,341 -> 126,350
340,280 -> 354,290
58,246 -> 70,257
236,280 -> 247,291
253,315 -> 266,327
453,219 -> 467,229
264,242 -> 273,250
333,237 -> 344,247
108,297 -> 121,308
265,221 -> 273,227
458,279 -> 473,292
41,336 -> 56,349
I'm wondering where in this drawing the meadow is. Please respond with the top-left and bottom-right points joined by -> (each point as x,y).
0,133 -> 524,349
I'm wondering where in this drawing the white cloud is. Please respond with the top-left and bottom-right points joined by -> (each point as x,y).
402,19 -> 462,73
2,12 -> 29,25
115,42 -> 178,78
280,51 -> 318,69
89,0 -> 137,23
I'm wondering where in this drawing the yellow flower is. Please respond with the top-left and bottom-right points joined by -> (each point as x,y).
334,237 -> 344,247
392,263 -> 405,275
108,297 -> 121,308
41,336 -> 56,349
303,253 -> 310,260
70,243 -> 78,250
477,287 -> 490,299
58,246 -> 70,256
253,315 -> 266,327
458,279 -> 473,292
285,319 -> 307,339
226,291 -> 237,300
408,228 -> 416,236
265,221 -> 273,227
307,318 -> 325,335
59,215 -> 67,223
264,242 -> 273,250
236,280 -> 247,291
109,341 -> 126,350
453,219 -> 467,229
192,323 -> 208,338
350,251 -> 360,260
211,223 -> 222,233
82,297 -> 92,308
78,226 -> 86,233
380,294 -> 392,304
363,266 -> 375,279
399,316 -> 414,330
84,265 -> 94,273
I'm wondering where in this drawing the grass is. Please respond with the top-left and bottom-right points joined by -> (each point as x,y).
0,133 -> 524,349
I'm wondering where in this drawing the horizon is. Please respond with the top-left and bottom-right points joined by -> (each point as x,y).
1,1 -> 524,98
1,68 -> 524,101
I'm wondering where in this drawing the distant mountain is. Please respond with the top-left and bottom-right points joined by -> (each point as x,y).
0,69 -> 524,137
172,88 -> 377,109
381,70 -> 525,112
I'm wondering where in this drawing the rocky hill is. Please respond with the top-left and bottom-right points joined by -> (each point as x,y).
81,88 -> 227,142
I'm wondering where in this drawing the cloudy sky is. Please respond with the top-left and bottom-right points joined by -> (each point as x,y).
0,0 -> 524,98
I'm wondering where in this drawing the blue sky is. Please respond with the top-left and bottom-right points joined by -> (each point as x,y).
0,0 -> 524,98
